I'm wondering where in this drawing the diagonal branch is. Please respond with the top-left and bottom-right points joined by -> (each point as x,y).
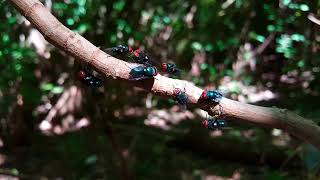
9,0 -> 320,149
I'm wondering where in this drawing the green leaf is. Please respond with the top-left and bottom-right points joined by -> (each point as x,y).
51,86 -> 64,94
113,0 -> 125,12
40,83 -> 54,91
15,64 -> 22,72
205,44 -> 213,52
209,67 -> 216,76
200,63 -> 208,70
2,34 -> 9,43
163,16 -> 171,24
300,4 -> 309,11
66,18 -> 75,26
291,34 -> 305,42
10,168 -> 19,176
191,42 -> 203,51
297,60 -> 305,68
267,25 -> 275,32
77,23 -> 89,34
256,35 -> 265,43
282,0 -> 291,6
85,155 -> 98,165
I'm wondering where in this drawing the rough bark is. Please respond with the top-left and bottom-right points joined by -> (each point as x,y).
9,0 -> 320,149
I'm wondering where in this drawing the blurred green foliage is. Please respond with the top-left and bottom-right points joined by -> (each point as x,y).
1,0 -> 320,179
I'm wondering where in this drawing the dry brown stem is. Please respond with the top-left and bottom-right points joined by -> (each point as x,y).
9,0 -> 320,149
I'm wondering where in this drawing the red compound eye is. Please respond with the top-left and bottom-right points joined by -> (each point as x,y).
201,120 -> 208,128
173,88 -> 180,95
199,90 -> 206,102
77,71 -> 86,80
128,46 -> 133,53
161,63 -> 167,72
133,49 -> 140,57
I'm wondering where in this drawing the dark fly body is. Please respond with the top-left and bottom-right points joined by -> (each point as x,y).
107,45 -> 133,56
201,118 -> 226,130
130,48 -> 153,66
129,66 -> 158,80
77,70 -> 103,88
106,45 -> 183,78
198,90 -> 223,103
162,63 -> 181,76
173,88 -> 188,107
106,45 -> 154,66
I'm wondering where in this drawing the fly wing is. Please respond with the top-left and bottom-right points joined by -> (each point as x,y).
129,66 -> 148,80
92,77 -> 103,88
103,46 -> 132,62
171,67 -> 181,77
175,92 -> 188,110
129,76 -> 150,81
206,90 -> 223,103
130,51 -> 157,67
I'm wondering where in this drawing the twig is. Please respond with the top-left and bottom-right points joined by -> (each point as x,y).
103,121 -> 133,180
308,14 -> 320,26
253,32 -> 275,56
8,0 -> 320,149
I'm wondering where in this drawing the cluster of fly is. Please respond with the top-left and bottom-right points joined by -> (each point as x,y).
77,45 -> 227,130
106,45 -> 181,80
198,90 -> 227,130
198,90 -> 223,103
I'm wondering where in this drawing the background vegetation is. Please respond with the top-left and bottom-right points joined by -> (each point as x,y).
1,0 -> 320,179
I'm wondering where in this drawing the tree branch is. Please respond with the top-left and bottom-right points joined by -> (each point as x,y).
9,0 -> 320,149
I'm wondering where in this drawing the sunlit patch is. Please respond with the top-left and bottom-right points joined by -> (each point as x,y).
144,108 -> 195,130
190,52 -> 206,77
75,118 -> 90,129
53,126 -> 63,135
122,149 -> 129,158
145,117 -> 170,130
204,169 -> 241,180
0,154 -> 6,166
0,138 -> 3,148
247,90 -> 276,103
184,5 -> 196,28
271,128 -> 291,147
16,94 -> 23,106
272,128 -> 282,136
219,78 -> 278,103
26,29 -> 51,59
242,129 -> 255,139
39,120 -> 52,131
36,86 -> 91,135
280,70 -> 315,90
209,130 -> 223,137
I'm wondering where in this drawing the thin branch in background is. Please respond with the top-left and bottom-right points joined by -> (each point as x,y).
95,103 -> 133,180
253,32 -> 276,56
308,14 -> 320,26
103,121 -> 133,180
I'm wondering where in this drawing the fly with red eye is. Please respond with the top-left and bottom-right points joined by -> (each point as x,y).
106,45 -> 154,67
130,48 -> 153,66
201,117 -> 226,130
173,88 -> 188,107
198,90 -> 223,103
77,70 -> 103,88
107,45 -> 133,57
162,63 -> 181,76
